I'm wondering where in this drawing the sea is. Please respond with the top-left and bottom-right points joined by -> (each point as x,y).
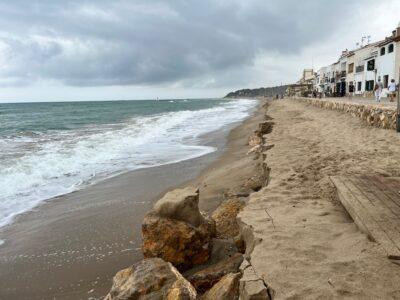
0,98 -> 256,228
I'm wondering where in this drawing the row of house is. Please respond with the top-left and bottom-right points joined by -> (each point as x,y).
291,23 -> 400,98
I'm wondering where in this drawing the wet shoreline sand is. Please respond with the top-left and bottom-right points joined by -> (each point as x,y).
0,100 -> 263,300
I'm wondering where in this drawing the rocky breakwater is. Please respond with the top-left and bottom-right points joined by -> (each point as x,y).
295,97 -> 397,130
104,187 -> 246,299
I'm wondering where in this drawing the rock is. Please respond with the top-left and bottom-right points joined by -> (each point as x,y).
188,253 -> 243,293
212,198 -> 246,238
153,187 -> 204,227
142,212 -> 215,270
104,258 -> 197,300
201,273 -> 241,300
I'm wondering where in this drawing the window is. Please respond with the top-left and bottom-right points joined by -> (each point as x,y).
367,59 -> 375,71
365,80 -> 374,91
380,47 -> 386,56
348,63 -> 354,73
388,44 -> 394,53
383,75 -> 389,88
356,65 -> 364,73
357,81 -> 362,91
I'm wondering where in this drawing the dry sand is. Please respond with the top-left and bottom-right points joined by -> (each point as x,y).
239,99 -> 400,299
0,101 -> 264,300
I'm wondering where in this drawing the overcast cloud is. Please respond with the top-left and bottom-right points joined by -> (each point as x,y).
0,0 -> 399,102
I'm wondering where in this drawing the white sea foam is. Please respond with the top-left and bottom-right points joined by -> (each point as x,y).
0,99 -> 256,227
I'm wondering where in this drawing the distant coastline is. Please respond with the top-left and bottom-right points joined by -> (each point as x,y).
224,85 -> 288,99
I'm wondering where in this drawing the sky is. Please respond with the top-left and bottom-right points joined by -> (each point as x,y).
0,0 -> 400,102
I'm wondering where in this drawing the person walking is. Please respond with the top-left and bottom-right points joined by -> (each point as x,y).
374,78 -> 383,102
388,79 -> 396,102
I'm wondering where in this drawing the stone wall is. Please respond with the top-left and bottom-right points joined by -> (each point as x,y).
294,97 -> 398,130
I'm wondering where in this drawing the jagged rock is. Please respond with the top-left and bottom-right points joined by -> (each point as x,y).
142,212 -> 215,270
188,253 -> 243,293
201,273 -> 241,300
142,187 -> 216,270
104,258 -> 197,300
212,198 -> 246,238
153,187 -> 204,227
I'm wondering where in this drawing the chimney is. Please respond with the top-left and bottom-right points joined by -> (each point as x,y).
397,22 -> 400,37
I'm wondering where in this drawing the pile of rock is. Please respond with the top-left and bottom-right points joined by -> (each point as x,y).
105,187 -> 253,299
296,97 -> 397,130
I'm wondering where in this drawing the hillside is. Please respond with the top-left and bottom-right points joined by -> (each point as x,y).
224,85 -> 288,98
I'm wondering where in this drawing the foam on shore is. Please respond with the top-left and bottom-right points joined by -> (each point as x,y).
0,99 -> 256,228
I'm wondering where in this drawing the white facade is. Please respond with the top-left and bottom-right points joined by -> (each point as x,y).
309,23 -> 400,98
376,41 -> 397,97
353,44 -> 378,95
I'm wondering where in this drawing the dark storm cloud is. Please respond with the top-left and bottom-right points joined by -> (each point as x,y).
0,0 -> 372,87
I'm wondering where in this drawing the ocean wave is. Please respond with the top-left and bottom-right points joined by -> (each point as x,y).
0,99 -> 256,228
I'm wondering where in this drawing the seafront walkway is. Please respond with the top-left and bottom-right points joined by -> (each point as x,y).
292,96 -> 398,130
238,99 -> 400,298
309,96 -> 397,109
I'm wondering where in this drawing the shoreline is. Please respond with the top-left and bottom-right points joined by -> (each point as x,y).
0,100 -> 263,299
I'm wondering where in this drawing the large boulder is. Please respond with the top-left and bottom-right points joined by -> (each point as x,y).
153,187 -> 204,227
188,253 -> 243,293
142,187 -> 215,270
201,273 -> 241,300
104,258 -> 197,300
211,198 -> 245,238
142,212 -> 215,270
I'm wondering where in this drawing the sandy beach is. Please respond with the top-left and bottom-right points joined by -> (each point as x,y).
0,101 -> 263,300
239,98 -> 400,299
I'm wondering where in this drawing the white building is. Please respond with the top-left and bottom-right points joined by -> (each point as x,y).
352,43 -> 379,95
308,23 -> 400,99
376,39 -> 397,97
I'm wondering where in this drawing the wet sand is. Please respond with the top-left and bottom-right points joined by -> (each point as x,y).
0,101 -> 264,300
